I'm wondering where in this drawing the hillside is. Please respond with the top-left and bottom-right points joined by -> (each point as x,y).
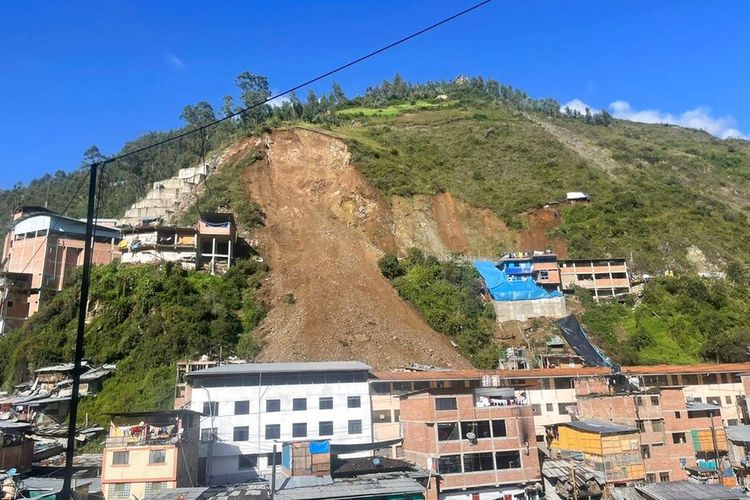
3,75 -> 750,413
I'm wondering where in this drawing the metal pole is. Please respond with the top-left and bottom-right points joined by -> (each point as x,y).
60,162 -> 98,500
271,442 -> 277,498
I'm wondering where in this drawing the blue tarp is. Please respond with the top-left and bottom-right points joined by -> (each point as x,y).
309,440 -> 330,454
474,260 -> 562,302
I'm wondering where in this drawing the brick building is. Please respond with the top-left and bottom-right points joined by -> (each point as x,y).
575,376 -> 727,483
399,387 -> 542,500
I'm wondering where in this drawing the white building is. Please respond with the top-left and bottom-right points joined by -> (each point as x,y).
185,361 -> 373,485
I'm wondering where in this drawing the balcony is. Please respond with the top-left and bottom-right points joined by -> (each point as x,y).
105,434 -> 179,449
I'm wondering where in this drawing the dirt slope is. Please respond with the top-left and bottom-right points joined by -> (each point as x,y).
245,128 -> 471,369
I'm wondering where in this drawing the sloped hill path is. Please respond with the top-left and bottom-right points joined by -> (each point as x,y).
244,128 -> 471,369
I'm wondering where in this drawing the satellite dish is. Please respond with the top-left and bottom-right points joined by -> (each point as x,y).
466,432 -> 477,441
373,457 -> 382,467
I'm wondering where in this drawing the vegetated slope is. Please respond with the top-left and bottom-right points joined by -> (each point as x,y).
244,128 -> 472,369
328,105 -> 750,274
0,261 -> 266,424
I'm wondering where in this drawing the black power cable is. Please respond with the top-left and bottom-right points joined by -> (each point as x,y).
99,0 -> 492,165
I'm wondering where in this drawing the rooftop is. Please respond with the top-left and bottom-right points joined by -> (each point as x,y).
635,481 -> 745,500
275,474 -> 425,500
107,409 -> 204,418
563,419 -> 638,435
331,456 -> 420,478
371,366 -> 609,381
726,425 -> 750,443
685,401 -> 722,412
187,361 -> 372,378
622,362 -> 750,376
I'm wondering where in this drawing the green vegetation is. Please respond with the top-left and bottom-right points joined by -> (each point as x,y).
577,276 -> 750,366
337,100 -> 446,117
0,260 -> 266,424
378,249 -> 499,368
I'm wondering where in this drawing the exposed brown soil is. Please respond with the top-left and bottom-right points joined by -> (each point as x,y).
244,128 -> 471,369
517,208 -> 568,257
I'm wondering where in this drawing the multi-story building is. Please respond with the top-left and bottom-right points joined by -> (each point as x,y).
400,387 -> 542,499
185,361 -> 373,485
547,419 -> 645,485
558,258 -> 630,299
622,362 -> 750,425
101,410 -> 201,500
119,213 -> 236,274
0,206 -> 121,331
575,376 -> 727,483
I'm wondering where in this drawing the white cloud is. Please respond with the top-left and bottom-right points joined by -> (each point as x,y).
163,51 -> 186,71
268,90 -> 290,108
608,100 -> 745,139
561,98 -> 597,114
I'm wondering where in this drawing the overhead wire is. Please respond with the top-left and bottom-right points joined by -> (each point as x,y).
92,0 -> 492,167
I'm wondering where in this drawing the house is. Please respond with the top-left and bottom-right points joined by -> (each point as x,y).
725,425 -> 750,487
184,361 -> 374,485
119,213 -> 236,274
101,410 -> 201,500
574,376 -> 729,484
399,387 -> 542,499
546,419 -> 645,485
0,206 -> 121,331
558,258 -> 630,299
0,421 -> 34,473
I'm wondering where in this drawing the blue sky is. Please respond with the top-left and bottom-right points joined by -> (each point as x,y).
1,1 -> 748,188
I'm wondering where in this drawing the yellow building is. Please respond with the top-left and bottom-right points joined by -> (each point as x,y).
102,410 -> 201,499
547,419 -> 645,484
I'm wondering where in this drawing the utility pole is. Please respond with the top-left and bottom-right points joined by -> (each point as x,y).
59,162 -> 99,500
710,410 -> 722,485
571,461 -> 579,500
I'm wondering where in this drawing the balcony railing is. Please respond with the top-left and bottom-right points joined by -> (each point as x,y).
105,435 -> 178,448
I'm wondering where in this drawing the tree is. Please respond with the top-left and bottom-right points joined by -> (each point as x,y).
235,72 -> 271,125
222,95 -> 235,118
378,254 -> 404,280
180,101 -> 216,128
302,90 -> 319,121
289,92 -> 303,118
330,81 -> 347,107
83,145 -> 106,166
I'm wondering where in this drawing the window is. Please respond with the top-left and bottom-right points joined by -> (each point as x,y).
373,410 -> 392,422
531,403 -> 541,415
145,482 -> 168,498
392,382 -> 413,394
495,450 -> 521,469
540,270 -> 549,279
637,420 -> 646,432
293,422 -> 307,438
546,403 -> 554,412
238,454 -> 257,470
652,420 -> 664,432
461,421 -> 491,439
641,445 -> 650,459
726,395 -> 733,404
371,382 -> 391,394
293,398 -> 307,411
650,396 -> 659,406
435,397 -> 457,411
636,396 -> 644,407
265,424 -> 280,440
556,378 -> 574,389
203,401 -> 219,416
109,484 -> 131,499
681,374 -> 699,385
463,452 -> 494,472
659,472 -> 669,482
347,396 -> 361,408
348,419 -> 362,434
319,397 -> 333,409
235,400 -> 250,415
233,426 -> 249,442
266,452 -> 282,467
266,399 -> 280,412
414,381 -> 430,391
112,451 -> 129,465
149,449 -> 166,464
674,411 -> 681,419
707,396 -> 721,406
679,458 -> 688,469
437,422 -> 459,441
394,409 -> 400,422
558,403 -> 574,415
436,455 -> 462,474
492,420 -> 508,437
646,473 -> 656,483
200,428 -> 216,442
672,432 -> 687,444
319,421 -> 333,436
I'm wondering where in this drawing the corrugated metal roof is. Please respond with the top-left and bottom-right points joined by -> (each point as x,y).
726,425 -> 750,443
187,361 -> 371,378
685,402 -> 722,412
623,362 -> 750,375
563,419 -> 637,435
151,488 -> 210,500
635,481 -> 745,500
275,475 -> 424,500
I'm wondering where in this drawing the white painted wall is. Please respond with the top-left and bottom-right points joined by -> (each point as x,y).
189,378 -> 373,484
